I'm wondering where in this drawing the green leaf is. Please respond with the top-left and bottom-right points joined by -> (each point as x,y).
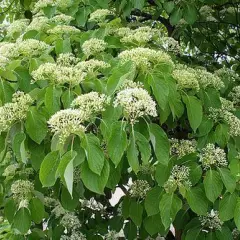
129,201 -> 143,226
144,214 -> 165,236
61,185 -> 80,211
219,192 -> 238,221
155,162 -> 172,186
25,107 -> 48,144
183,95 -> 203,132
145,186 -> 162,216
81,133 -> 104,175
185,227 -> 201,240
4,199 -> 16,223
234,198 -> 240,230
214,124 -> 229,148
81,160 -> 109,194
40,151 -> 60,187
56,151 -> 77,196
198,116 -> 214,137
44,85 -> 62,115
159,193 -> 182,229
183,4 -> 198,24
163,1 -> 175,14
131,0 -> 145,10
13,132 -> 27,163
186,162 -> 202,185
170,8 -> 183,25
229,159 -> 240,180
148,73 -> 169,110
55,38 -> 72,55
107,122 -> 128,167
203,169 -> 223,202
29,198 -> 45,224
61,89 -> 75,108
186,186 -> 209,215
107,62 -> 135,95
135,131 -> 151,164
216,226 -> 233,240
217,167 -> 236,193
0,79 -> 14,103
127,133 -> 139,173
76,6 -> 91,27
13,208 -> 31,234
149,123 -> 170,166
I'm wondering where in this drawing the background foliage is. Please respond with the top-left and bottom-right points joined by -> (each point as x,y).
0,0 -> 240,239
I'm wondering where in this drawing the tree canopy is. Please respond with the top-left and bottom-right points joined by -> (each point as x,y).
0,0 -> 240,239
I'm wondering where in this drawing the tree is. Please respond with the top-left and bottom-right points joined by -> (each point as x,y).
0,0 -> 240,239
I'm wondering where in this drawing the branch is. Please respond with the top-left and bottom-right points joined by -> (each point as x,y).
130,9 -> 175,37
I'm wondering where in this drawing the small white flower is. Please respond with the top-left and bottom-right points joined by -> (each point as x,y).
89,9 -> 112,22
199,210 -> 223,231
82,38 -> 107,57
71,92 -> 110,116
199,144 -> 227,170
48,109 -> 88,142
114,87 -> 157,124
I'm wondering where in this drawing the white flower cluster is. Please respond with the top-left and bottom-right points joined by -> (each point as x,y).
33,0 -> 55,12
208,98 -> 240,137
51,14 -> 74,25
215,67 -> 240,83
31,63 -> 86,86
164,165 -> 191,193
0,56 -> 9,70
129,180 -> 151,199
172,69 -> 199,91
0,43 -> 17,58
60,231 -> 87,240
82,38 -> 107,57
6,19 -> 29,38
44,197 -> 58,207
161,37 -> 181,53
76,59 -> 110,73
114,87 -> 157,124
26,16 -> 50,32
170,138 -> 197,158
118,47 -> 173,71
52,203 -> 69,218
229,86 -> 240,105
232,228 -> 240,240
71,92 -> 110,117
199,144 -> 228,170
89,9 -> 112,22
195,68 -> 224,90
81,197 -> 105,211
47,25 -> 81,35
33,0 -> 72,12
60,212 -> 81,230
16,39 -> 51,58
115,27 -> 131,37
3,164 -> 19,177
199,210 -> 223,231
121,26 -> 158,45
57,53 -> 78,67
48,109 -> 88,142
0,91 -> 33,133
174,64 -> 224,90
104,230 -> 120,240
11,180 -> 34,202
118,79 -> 144,91
223,111 -> 240,137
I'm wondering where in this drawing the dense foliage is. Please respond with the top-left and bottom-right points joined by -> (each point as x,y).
0,0 -> 240,239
